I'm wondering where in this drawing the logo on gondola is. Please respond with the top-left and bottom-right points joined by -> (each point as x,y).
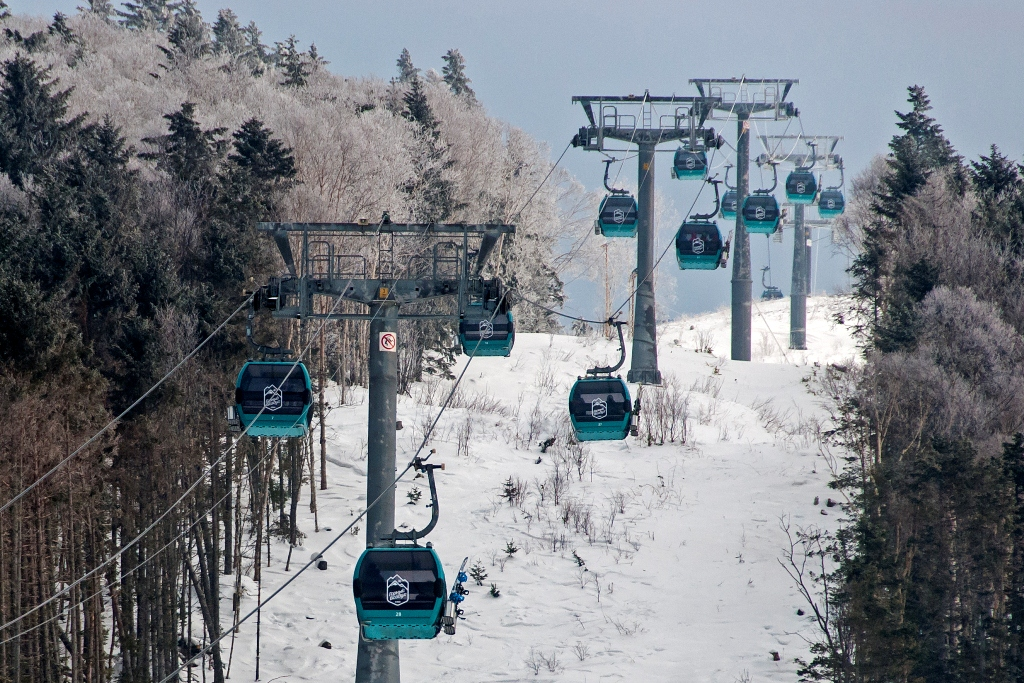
692,237 -> 705,254
386,575 -> 410,606
590,398 -> 608,420
755,206 -> 766,220
685,157 -> 696,170
613,208 -> 625,224
826,199 -> 836,208
478,318 -> 494,339
263,385 -> 283,412
796,182 -> 806,194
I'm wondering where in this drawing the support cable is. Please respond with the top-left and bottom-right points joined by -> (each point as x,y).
0,280 -> 354,634
159,292 -> 510,683
0,294 -> 255,516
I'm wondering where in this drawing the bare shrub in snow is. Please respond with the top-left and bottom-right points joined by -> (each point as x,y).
637,375 -> 689,446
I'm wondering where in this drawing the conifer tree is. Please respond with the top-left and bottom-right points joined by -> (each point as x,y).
163,0 -> 210,62
78,0 -> 113,22
0,55 -> 82,188
140,101 -> 226,185
307,43 -> 328,72
442,48 -> 475,101
396,48 -> 419,83
211,9 -> 244,55
276,35 -> 309,87
116,0 -> 182,31
403,76 -> 435,130
0,1 -> 9,22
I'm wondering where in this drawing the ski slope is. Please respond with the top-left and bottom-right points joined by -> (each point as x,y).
222,295 -> 856,683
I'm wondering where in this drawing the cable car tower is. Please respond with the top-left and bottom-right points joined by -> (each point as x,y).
571,92 -> 723,385
690,78 -> 799,361
250,218 -> 513,683
756,135 -> 843,350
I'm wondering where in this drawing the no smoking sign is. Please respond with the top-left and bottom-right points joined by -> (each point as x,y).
379,332 -> 397,352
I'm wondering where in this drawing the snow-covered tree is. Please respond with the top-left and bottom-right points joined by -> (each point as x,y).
116,0 -> 181,31
396,47 -> 418,83
442,48 -> 475,101
275,34 -> 308,87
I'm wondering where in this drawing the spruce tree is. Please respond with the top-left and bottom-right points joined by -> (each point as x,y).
403,76 -> 435,130
0,1 -> 9,21
0,55 -> 82,188
276,35 -> 309,87
79,0 -> 113,22
116,0 -> 182,31
396,48 -> 419,83
140,102 -> 226,185
441,48 -> 475,101
163,0 -> 210,62
211,9 -> 243,55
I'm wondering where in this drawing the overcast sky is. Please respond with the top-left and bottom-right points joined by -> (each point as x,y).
11,0 -> 1024,318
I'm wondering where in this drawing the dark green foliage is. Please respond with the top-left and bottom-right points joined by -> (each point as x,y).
0,1 -> 10,21
211,8 -> 244,55
162,0 -> 209,62
276,35 -> 309,87
850,86 -> 959,349
403,76 -> 434,129
140,101 -> 226,187
0,55 -> 82,187
970,145 -> 1024,252
441,48 -> 474,101
396,48 -> 418,83
3,26 -> 49,52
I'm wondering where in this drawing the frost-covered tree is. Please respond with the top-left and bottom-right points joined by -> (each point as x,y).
116,0 -> 182,31
211,8 -> 243,54
78,0 -> 114,21
442,48 -> 474,101
161,0 -> 209,63
396,47 -> 418,83
276,34 -> 308,87
307,42 -> 327,72
0,1 -> 9,22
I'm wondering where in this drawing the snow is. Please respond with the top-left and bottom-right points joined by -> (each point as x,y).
220,295 -> 857,682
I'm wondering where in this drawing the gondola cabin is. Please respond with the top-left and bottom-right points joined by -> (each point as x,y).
785,171 -> 817,204
672,148 -> 708,180
459,304 -> 514,357
234,361 -> 312,438
569,377 -> 632,441
817,189 -> 845,218
353,547 -> 446,640
741,194 -> 781,235
720,189 -> 738,220
596,194 -> 638,237
675,221 -> 724,270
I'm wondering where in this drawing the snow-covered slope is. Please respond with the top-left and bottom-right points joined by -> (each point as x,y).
224,296 -> 857,683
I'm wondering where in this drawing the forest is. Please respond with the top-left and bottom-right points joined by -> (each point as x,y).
803,87 -> 1024,682
0,2 -> 586,681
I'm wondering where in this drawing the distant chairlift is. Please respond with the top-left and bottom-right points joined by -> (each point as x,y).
742,162 -> 781,235
720,164 -> 738,220
568,321 -> 636,442
595,158 -> 638,238
676,178 -> 731,271
785,143 -> 818,205
760,265 -> 783,301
